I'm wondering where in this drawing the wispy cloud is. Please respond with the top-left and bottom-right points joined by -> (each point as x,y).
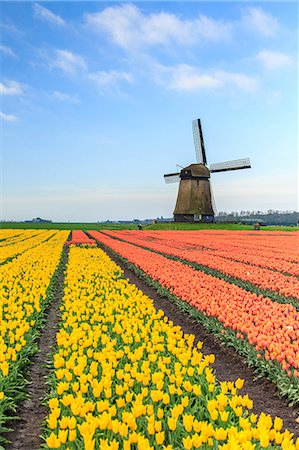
52,90 -> 80,103
154,63 -> 258,93
256,50 -> 293,69
48,49 -> 132,95
0,44 -> 15,57
84,4 -> 232,51
33,3 -> 65,26
0,20 -> 21,35
160,64 -> 221,90
81,4 -> 287,98
89,70 -> 133,91
50,49 -> 87,74
0,111 -> 18,122
0,80 -> 24,96
215,70 -> 259,92
241,7 -> 279,37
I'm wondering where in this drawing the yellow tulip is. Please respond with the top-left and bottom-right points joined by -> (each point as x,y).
155,431 -> 165,445
45,432 -> 60,449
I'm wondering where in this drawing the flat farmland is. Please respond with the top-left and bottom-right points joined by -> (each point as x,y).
1,228 -> 299,449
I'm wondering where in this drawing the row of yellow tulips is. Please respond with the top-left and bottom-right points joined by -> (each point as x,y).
44,245 -> 298,449
0,230 -> 69,443
0,229 -> 28,245
0,229 -> 57,264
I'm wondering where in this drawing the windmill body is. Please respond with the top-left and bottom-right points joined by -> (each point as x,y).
173,164 -> 214,222
164,119 -> 251,223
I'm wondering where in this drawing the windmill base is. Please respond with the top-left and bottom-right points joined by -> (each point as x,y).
174,214 -> 214,223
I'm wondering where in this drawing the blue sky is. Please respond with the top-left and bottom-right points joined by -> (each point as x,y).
1,2 -> 298,221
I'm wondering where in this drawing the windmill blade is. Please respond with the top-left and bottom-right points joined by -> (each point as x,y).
210,182 -> 217,216
210,158 -> 251,173
192,118 -> 207,165
164,172 -> 180,184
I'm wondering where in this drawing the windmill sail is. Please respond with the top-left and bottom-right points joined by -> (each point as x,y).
210,158 -> 251,173
164,172 -> 180,183
210,182 -> 217,216
192,119 -> 207,165
163,118 -> 251,223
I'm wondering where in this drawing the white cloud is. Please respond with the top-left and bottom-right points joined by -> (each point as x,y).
33,3 -> 65,26
89,70 -> 133,88
50,50 -> 87,73
0,44 -> 15,57
215,70 -> 258,92
1,21 -> 21,35
52,90 -> 80,103
256,50 -> 293,69
89,70 -> 132,86
0,112 -> 18,122
0,80 -> 24,96
84,4 -> 232,50
155,63 -> 258,93
241,7 -> 279,37
162,64 -> 221,91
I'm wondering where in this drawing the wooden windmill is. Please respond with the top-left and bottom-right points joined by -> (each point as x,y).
164,118 -> 251,223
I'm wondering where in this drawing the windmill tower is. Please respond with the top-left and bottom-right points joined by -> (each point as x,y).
164,118 -> 251,223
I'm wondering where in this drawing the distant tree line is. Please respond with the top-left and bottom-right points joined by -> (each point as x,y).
216,210 -> 299,226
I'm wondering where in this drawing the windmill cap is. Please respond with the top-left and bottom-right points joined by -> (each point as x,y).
181,163 -> 210,178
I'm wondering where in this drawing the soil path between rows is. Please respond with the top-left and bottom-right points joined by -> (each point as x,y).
101,243 -> 299,439
5,247 -> 68,450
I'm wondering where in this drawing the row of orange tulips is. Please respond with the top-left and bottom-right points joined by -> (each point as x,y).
65,230 -> 96,246
110,230 -> 299,276
160,230 -> 298,260
89,232 -> 299,391
102,231 -> 299,300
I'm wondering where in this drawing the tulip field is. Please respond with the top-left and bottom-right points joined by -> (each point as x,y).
0,228 -> 299,449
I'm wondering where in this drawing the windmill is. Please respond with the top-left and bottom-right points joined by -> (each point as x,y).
164,118 -> 251,223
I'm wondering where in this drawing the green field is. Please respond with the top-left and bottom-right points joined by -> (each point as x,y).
1,222 -> 298,232
0,222 -> 137,230
145,223 -> 299,231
